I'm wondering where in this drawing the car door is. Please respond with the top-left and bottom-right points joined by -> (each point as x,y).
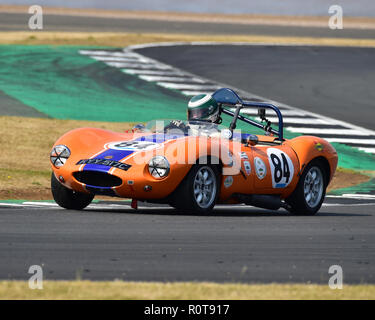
250,144 -> 300,194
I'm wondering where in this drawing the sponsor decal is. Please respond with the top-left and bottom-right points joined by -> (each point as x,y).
238,152 -> 249,160
254,157 -> 267,180
224,176 -> 233,188
266,148 -> 294,188
221,129 -> 233,140
315,142 -> 324,151
243,160 -> 251,175
224,150 -> 235,167
106,140 -> 160,151
77,159 -> 131,171
104,155 -> 113,159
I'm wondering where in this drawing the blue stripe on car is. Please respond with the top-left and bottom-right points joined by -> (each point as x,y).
83,149 -> 134,173
85,185 -> 117,196
135,133 -> 182,143
82,134 -> 182,172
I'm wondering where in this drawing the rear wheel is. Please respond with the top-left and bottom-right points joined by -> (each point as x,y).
286,159 -> 327,215
171,164 -> 220,214
51,172 -> 94,210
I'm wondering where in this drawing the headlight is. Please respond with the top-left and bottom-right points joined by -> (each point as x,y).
50,145 -> 70,168
148,156 -> 170,179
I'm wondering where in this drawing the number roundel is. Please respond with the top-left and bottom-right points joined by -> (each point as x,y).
106,140 -> 160,151
267,148 -> 294,188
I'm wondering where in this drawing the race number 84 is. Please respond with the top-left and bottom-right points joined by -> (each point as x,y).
270,153 -> 290,183
267,148 -> 294,188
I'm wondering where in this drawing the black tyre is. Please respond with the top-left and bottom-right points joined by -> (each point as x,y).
170,164 -> 220,214
286,159 -> 328,215
51,172 -> 94,210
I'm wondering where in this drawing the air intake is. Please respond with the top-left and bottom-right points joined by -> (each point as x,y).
73,171 -> 122,187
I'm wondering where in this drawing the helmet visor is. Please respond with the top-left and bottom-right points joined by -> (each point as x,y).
188,107 -> 213,120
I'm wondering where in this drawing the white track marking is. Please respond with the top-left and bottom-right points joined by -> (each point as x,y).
91,56 -> 147,62
0,202 -> 173,210
181,90 -> 213,96
126,42 -> 190,50
342,194 -> 375,199
79,50 -> 139,57
23,202 -> 59,207
136,206 -> 172,210
0,199 -> 373,210
322,203 -> 375,207
156,82 -> 220,90
105,62 -> 172,70
86,203 -> 131,210
327,194 -> 375,200
0,203 -> 27,207
324,138 -> 375,145
122,69 -> 184,76
235,109 -> 307,116
79,50 -> 109,55
358,147 -> 375,153
286,128 -> 370,135
126,40 -> 375,50
92,56 -> 140,62
265,117 -> 332,125
138,75 -> 205,83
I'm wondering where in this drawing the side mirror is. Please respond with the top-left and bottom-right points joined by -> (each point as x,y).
133,123 -> 146,130
258,108 -> 266,120
132,123 -> 146,132
243,134 -> 258,147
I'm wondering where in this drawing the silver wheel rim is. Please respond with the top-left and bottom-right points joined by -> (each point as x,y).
193,166 -> 217,209
303,166 -> 324,208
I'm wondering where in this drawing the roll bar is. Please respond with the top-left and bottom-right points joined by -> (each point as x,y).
212,88 -> 284,141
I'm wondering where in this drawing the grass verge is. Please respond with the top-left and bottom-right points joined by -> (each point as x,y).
0,281 -> 374,300
0,116 -> 133,199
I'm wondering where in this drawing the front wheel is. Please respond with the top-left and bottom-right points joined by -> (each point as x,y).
171,164 -> 220,214
286,159 -> 327,215
51,172 -> 94,210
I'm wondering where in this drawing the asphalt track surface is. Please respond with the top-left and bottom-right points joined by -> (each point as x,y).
0,89 -> 49,118
0,200 -> 374,283
137,44 -> 375,131
1,12 -> 375,39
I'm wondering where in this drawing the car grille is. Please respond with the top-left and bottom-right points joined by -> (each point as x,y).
73,171 -> 122,187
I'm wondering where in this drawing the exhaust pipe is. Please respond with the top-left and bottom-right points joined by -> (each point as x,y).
234,193 -> 283,210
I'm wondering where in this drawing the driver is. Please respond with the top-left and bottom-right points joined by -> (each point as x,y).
164,93 -> 222,134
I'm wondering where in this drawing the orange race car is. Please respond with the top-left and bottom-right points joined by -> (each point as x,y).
50,88 -> 338,215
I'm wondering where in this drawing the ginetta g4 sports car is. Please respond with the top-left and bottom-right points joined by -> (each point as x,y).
50,88 -> 338,215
